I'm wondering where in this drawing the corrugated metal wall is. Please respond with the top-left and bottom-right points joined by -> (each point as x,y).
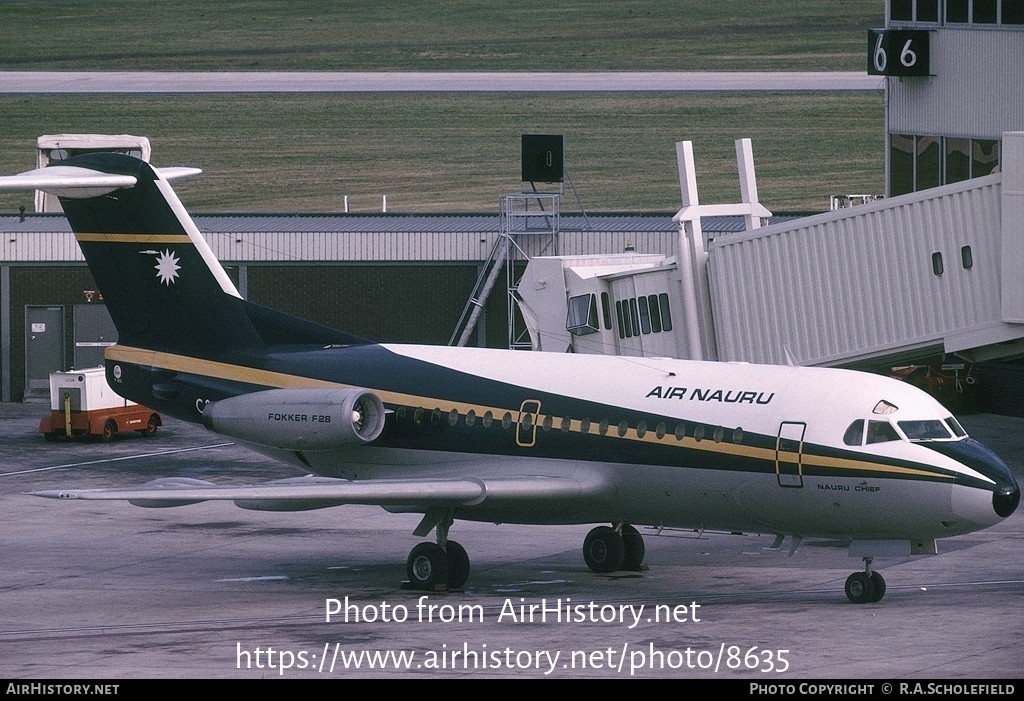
0,215 -> 681,264
709,174 -> 1008,366
888,29 -> 1024,138
201,229 -> 677,263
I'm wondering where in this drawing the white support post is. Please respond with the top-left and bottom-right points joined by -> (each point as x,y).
673,139 -> 773,361
677,140 -> 700,209
674,141 -> 715,361
735,138 -> 762,231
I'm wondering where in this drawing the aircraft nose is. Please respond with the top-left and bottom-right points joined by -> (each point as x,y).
923,438 -> 1019,520
993,482 -> 1020,518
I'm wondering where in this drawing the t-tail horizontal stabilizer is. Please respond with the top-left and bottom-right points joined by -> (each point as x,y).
1,153 -> 363,355
0,164 -> 202,198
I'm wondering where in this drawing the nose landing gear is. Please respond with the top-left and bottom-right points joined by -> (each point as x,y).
845,557 -> 886,603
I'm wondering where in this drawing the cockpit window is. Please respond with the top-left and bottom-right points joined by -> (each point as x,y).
873,400 -> 899,415
843,420 -> 865,446
866,420 -> 900,444
898,420 -> 954,441
946,416 -> 967,438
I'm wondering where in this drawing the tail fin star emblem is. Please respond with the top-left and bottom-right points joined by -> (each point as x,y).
144,249 -> 181,286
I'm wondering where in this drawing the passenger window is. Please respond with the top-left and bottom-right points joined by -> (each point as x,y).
866,420 -> 900,444
843,420 -> 865,446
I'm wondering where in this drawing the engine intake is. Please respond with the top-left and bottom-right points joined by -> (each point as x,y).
202,387 -> 385,450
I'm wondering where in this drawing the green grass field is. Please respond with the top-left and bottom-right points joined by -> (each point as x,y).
1,1 -> 881,72
0,1 -> 885,214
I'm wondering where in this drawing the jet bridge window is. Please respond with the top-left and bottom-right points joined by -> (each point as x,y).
616,300 -> 630,338
647,295 -> 663,333
615,294 -> 673,339
566,294 -> 600,335
638,297 -> 652,334
601,293 -> 612,330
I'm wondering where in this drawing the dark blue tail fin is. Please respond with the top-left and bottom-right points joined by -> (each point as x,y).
49,153 -> 363,354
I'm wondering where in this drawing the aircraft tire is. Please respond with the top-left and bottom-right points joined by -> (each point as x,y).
583,526 -> 625,573
407,542 -> 451,589
869,572 -> 886,602
844,572 -> 876,604
621,524 -> 646,571
445,540 -> 470,589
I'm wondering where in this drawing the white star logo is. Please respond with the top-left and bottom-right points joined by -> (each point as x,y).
148,249 -> 181,286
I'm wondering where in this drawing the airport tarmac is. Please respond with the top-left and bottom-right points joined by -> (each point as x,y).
1,401 -> 1021,679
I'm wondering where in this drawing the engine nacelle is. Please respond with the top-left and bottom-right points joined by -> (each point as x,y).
202,387 -> 386,451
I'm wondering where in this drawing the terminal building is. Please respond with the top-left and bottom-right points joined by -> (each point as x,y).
879,0 -> 1023,195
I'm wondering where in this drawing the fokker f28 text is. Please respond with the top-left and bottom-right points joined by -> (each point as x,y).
2,154 -> 1017,603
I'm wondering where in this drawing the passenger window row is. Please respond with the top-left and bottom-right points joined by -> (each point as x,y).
392,405 -> 744,445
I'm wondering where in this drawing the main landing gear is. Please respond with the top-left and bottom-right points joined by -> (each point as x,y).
583,524 -> 646,573
405,512 -> 471,590
845,557 -> 886,603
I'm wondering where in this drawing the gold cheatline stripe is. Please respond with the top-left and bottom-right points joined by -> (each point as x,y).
107,345 -> 953,482
75,233 -> 193,244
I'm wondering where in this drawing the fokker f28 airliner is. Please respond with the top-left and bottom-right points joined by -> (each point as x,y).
2,154 -> 1018,603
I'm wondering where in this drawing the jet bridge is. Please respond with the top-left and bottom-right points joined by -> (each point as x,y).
519,133 -> 1024,369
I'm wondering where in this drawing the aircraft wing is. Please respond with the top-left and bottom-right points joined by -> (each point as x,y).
30,473 -> 606,512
